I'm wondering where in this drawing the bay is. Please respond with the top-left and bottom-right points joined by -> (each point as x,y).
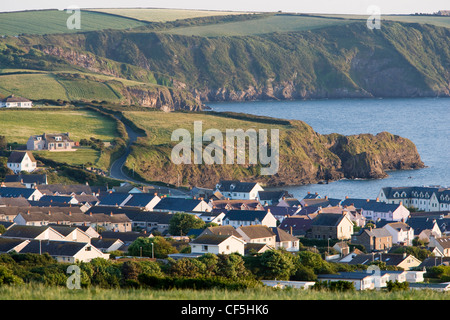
209,98 -> 450,200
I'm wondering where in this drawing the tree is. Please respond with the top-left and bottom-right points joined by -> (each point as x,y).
168,212 -> 205,236
215,253 -> 250,280
259,250 -> 296,280
128,236 -> 177,259
0,136 -> 7,151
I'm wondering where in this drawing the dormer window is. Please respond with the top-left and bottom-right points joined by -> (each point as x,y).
55,136 -> 62,141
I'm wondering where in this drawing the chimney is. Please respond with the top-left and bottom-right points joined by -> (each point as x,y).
345,196 -> 349,199
376,198 -> 379,202
366,199 -> 370,202
290,226 -> 293,235
48,211 -> 51,215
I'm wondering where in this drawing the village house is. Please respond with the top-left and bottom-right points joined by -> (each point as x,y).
277,198 -> 302,208
344,252 -> 422,270
198,225 -> 243,239
351,227 -> 393,252
27,133 -> 76,152
0,238 -> 30,254
263,205 -> 301,223
381,221 -> 414,246
214,180 -> 264,200
309,212 -> 354,240
121,193 -> 161,211
236,225 -> 276,248
406,216 -> 443,242
257,190 -> 292,206
429,235 -> 450,257
189,234 -> 246,256
49,225 -> 92,243
1,225 -> 66,241
222,210 -> 277,228
208,199 -> 265,211
7,151 -> 37,174
198,210 -> 226,225
270,227 -> 300,252
318,272 -> 389,290
90,237 -> 125,253
0,95 -> 32,108
279,215 -> 315,237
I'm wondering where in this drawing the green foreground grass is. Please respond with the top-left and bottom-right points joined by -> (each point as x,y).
0,283 -> 448,300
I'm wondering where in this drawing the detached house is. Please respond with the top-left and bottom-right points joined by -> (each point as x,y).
237,225 -> 276,248
382,222 -> 414,246
27,133 -> 76,152
0,95 -> 32,108
351,227 -> 393,252
223,210 -> 277,228
309,212 -> 354,240
7,151 -> 37,173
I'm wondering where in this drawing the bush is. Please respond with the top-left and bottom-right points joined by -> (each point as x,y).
386,280 -> 409,292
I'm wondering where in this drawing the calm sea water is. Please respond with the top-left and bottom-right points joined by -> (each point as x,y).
209,98 -> 450,200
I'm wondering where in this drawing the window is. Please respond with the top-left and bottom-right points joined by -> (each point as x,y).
202,245 -> 208,252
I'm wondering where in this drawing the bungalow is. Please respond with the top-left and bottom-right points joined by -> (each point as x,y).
317,272 -> 386,291
223,210 -> 277,228
0,95 -> 32,108
19,240 -> 108,263
122,193 -> 161,211
189,234 -> 245,255
262,280 -> 315,290
237,225 -> 276,248
309,212 -> 354,240
215,180 -> 264,200
27,133 -> 76,152
0,186 -> 42,201
7,151 -> 37,173
409,282 -> 450,292
344,252 -> 421,270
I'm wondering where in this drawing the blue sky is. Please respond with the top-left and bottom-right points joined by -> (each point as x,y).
0,0 -> 448,14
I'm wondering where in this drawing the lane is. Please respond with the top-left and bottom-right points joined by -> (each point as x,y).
109,116 -> 187,197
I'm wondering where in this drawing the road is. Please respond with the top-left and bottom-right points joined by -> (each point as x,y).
109,117 -> 187,197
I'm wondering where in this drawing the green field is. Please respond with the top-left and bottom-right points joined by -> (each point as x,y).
0,71 -> 152,102
0,109 -> 118,144
163,14 -> 360,36
89,8 -> 245,22
0,283 -> 448,300
0,10 -> 147,36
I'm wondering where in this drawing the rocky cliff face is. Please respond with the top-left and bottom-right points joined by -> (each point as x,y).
126,118 -> 425,188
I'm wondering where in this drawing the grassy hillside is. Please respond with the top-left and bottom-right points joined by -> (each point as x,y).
0,10 -> 147,36
120,110 -> 423,188
0,108 -> 120,170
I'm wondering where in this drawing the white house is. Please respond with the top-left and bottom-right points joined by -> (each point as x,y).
223,210 -> 278,228
383,222 -> 414,246
0,95 -> 32,108
362,201 -> 410,222
190,234 -> 246,255
236,225 -> 276,248
7,151 -> 37,173
318,272 -> 389,291
215,180 -> 264,200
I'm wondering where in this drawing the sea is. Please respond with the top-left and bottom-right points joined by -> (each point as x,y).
208,97 -> 450,200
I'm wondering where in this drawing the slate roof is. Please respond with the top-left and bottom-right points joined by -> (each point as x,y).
99,231 -> 148,243
258,190 -> 291,202
153,197 -> 205,212
202,225 -> 242,238
91,238 -> 124,249
238,225 -> 275,239
4,174 -> 47,185
270,227 -> 298,242
311,213 -> 348,227
0,187 -> 38,199
122,193 -> 159,207
97,193 -> 131,206
341,198 -> 401,212
264,205 -> 300,216
39,195 -> 76,204
20,240 -> 87,256
190,234 -> 234,245
7,151 -> 36,163
318,272 -> 373,280
279,216 -> 314,236
345,253 -> 411,266
224,210 -> 269,222
1,95 -> 31,103
381,186 -> 443,199
216,180 -> 259,193
36,184 -> 93,196
0,238 -> 28,253
2,225 -> 51,239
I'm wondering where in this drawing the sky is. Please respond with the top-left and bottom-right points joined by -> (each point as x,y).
0,0 -> 448,14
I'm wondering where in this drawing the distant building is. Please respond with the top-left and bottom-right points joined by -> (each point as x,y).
309,212 -> 354,240
7,151 -> 37,173
27,133 -> 76,152
0,95 -> 32,108
4,174 -> 47,188
215,180 -> 264,200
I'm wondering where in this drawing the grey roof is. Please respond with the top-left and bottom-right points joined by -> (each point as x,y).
258,190 -> 291,202
345,253 -> 410,266
2,225 -> 51,239
217,180 -> 259,193
270,227 -> 298,242
153,197 -> 204,212
0,187 -> 39,199
311,213 -> 347,227
0,238 -> 28,253
191,234 -> 234,245
7,151 -> 35,163
341,198 -> 401,212
99,231 -> 148,243
39,195 -> 75,204
224,210 -> 269,222
318,272 -> 373,280
20,240 -> 87,256
4,174 -> 47,185
122,193 -> 159,207
1,95 -> 31,103
91,238 -> 123,249
97,193 -> 131,206
381,186 -> 445,200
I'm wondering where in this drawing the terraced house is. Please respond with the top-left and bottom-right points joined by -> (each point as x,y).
378,186 -> 450,212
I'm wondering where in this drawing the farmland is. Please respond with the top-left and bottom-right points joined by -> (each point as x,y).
89,8 -> 245,22
0,108 -> 120,169
0,9 -> 147,36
